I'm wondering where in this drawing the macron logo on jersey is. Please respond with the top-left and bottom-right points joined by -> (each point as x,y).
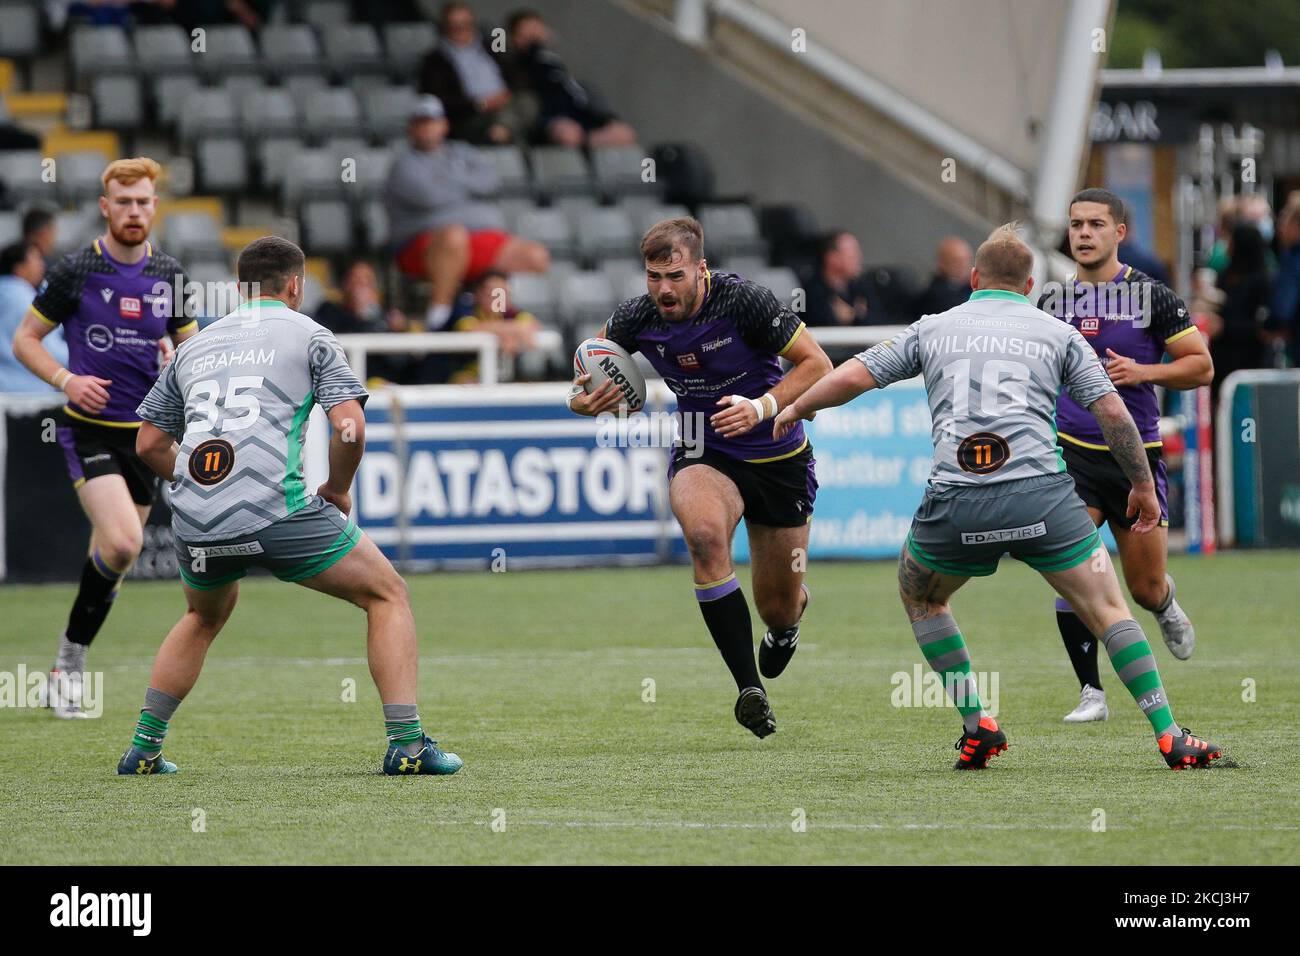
99,287 -> 113,304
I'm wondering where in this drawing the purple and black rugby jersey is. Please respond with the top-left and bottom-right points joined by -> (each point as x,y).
30,239 -> 196,426
1038,264 -> 1196,449
604,270 -> 807,462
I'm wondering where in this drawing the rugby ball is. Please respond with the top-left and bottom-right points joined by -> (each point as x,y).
573,338 -> 647,411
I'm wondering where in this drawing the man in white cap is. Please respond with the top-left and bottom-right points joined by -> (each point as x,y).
384,94 -> 550,331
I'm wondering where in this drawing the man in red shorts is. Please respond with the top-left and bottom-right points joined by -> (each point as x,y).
384,95 -> 549,330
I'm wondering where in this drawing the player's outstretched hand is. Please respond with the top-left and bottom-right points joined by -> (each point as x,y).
1126,482 -> 1160,533
567,373 -> 623,417
317,483 -> 352,518
64,374 -> 112,413
771,405 -> 799,441
159,338 -> 175,369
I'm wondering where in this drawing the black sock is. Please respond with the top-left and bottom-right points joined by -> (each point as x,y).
695,575 -> 762,692
1056,599 -> 1101,690
65,552 -> 123,647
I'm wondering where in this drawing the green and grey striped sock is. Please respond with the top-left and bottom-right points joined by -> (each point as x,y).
913,613 -> 986,734
1100,620 -> 1177,736
383,703 -> 424,756
131,687 -> 181,756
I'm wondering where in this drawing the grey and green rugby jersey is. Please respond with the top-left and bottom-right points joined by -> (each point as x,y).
856,289 -> 1115,488
136,299 -> 369,541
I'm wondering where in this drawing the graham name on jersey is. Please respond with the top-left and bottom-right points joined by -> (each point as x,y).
190,348 -> 277,374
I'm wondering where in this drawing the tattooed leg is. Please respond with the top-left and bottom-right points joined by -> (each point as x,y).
897,549 -> 989,735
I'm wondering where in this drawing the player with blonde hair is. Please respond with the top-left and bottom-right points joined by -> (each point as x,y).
11,157 -> 198,717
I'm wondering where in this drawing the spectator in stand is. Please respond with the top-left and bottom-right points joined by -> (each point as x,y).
22,207 -> 57,264
1212,224 -> 1274,395
419,2 -> 535,144
503,9 -> 637,148
1,241 -> 67,393
315,260 -> 407,336
803,231 -> 884,327
314,259 -> 409,383
385,95 -> 550,331
1269,195 -> 1300,368
912,236 -> 972,316
446,270 -> 539,383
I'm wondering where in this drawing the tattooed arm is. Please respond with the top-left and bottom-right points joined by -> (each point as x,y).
1088,392 -> 1161,533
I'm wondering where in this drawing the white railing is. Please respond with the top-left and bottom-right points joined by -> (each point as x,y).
801,325 -> 908,350
336,329 -> 565,383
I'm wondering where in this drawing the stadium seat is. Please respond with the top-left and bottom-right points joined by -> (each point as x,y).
508,273 -> 556,321
220,75 -> 267,109
284,74 -> 330,114
554,195 -> 599,228
0,211 -> 20,245
259,24 -> 323,77
179,88 -> 239,142
0,150 -> 55,205
53,205 -> 101,254
184,261 -> 241,325
55,151 -> 107,204
360,199 -> 388,250
300,0 -> 351,29
626,201 -> 689,239
71,26 -> 134,81
559,272 -> 617,331
302,88 -> 362,142
280,147 -> 344,206
698,204 -> 767,260
530,147 -> 593,199
547,259 -> 581,290
346,146 -> 394,200
478,145 -> 531,199
196,25 -> 259,78
321,24 -> 387,79
515,206 -> 577,261
363,86 -> 418,142
256,136 -> 302,192
162,212 -> 225,262
241,87 -> 297,138
753,267 -> 801,307
132,24 -> 194,76
345,74 -> 393,100
151,74 -> 202,127
92,76 -> 144,129
195,138 -> 250,194
591,145 -> 657,200
721,255 -> 768,276
496,198 -> 536,234
576,206 -> 637,263
382,22 -> 438,79
599,258 -> 647,302
300,200 -> 354,256
0,3 -> 40,59
322,136 -> 368,165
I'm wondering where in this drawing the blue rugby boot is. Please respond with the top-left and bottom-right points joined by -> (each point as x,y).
117,747 -> 178,775
383,735 -> 463,775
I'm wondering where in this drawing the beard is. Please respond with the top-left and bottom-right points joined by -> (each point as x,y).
108,219 -> 149,248
656,284 -> 697,321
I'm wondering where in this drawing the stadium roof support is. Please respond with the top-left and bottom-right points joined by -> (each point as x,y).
1030,0 -> 1113,246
